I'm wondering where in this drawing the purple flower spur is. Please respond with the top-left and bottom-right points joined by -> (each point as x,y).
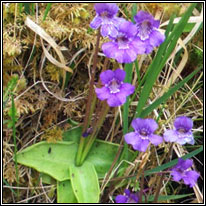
134,10 -> 165,54
163,116 -> 195,145
102,20 -> 145,63
125,118 -> 163,152
90,3 -> 123,38
95,69 -> 135,107
115,189 -> 139,203
171,158 -> 200,188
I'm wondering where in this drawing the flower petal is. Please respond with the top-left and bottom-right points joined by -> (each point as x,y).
179,158 -> 193,170
95,86 -> 111,100
173,158 -> 193,171
130,37 -> 146,54
149,29 -> 165,47
94,3 -> 118,16
112,16 -> 126,27
124,48 -> 137,63
183,171 -> 200,187
119,21 -> 137,38
90,15 -> 102,29
163,129 -> 178,142
171,170 -> 183,182
119,83 -> 135,96
113,49 -> 135,63
124,132 -> 139,146
113,49 -> 124,63
102,41 -> 118,59
107,95 -> 122,107
124,189 -> 131,196
100,70 -> 114,84
115,195 -> 128,203
145,119 -> 158,132
131,118 -> 143,131
134,10 -> 154,24
133,139 -> 149,152
113,69 -> 125,82
181,132 -> 195,145
174,116 -> 193,132
175,132 -> 195,145
101,24 -> 118,37
129,194 -> 139,203
153,19 -> 160,28
115,92 -> 127,105
131,118 -> 158,133
149,134 -> 163,146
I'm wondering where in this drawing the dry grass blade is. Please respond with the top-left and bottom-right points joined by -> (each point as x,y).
193,185 -> 203,203
39,48 -> 84,102
159,35 -> 202,107
160,16 -> 203,27
162,38 -> 188,94
25,17 -> 73,73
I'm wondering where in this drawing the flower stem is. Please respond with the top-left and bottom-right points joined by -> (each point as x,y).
153,143 -> 174,203
138,168 -> 145,203
75,29 -> 101,166
79,103 -> 109,165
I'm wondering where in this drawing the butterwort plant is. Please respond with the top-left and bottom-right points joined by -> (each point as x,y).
115,189 -> 139,203
102,21 -> 145,63
91,3 -> 165,64
124,118 -> 163,152
90,3 -> 124,38
163,116 -> 195,145
171,158 -> 200,188
134,10 -> 165,54
95,69 -> 135,107
14,3 -> 201,204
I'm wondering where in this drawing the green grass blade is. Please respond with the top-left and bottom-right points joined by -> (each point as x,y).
131,3 -> 137,23
160,3 -> 197,67
23,3 -> 30,14
164,14 -> 176,38
134,60 -> 141,87
122,63 -> 133,161
43,3 -> 52,21
3,178 -> 17,196
140,66 -> 202,118
11,94 -> 19,199
31,3 -> 35,15
135,3 -> 196,118
144,145 -> 203,177
134,17 -> 175,117
18,3 -> 23,13
3,76 -> 18,109
123,63 -> 133,135
130,60 -> 141,103
146,193 -> 194,202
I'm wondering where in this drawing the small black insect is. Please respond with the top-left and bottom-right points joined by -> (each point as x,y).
48,147 -> 52,154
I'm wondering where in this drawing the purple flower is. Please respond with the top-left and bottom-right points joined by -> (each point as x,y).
115,189 -> 139,203
134,11 -> 165,54
163,116 -> 194,145
102,21 -> 145,63
82,127 -> 93,138
90,3 -> 123,37
95,69 -> 135,107
125,118 -> 163,152
171,158 -> 200,188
